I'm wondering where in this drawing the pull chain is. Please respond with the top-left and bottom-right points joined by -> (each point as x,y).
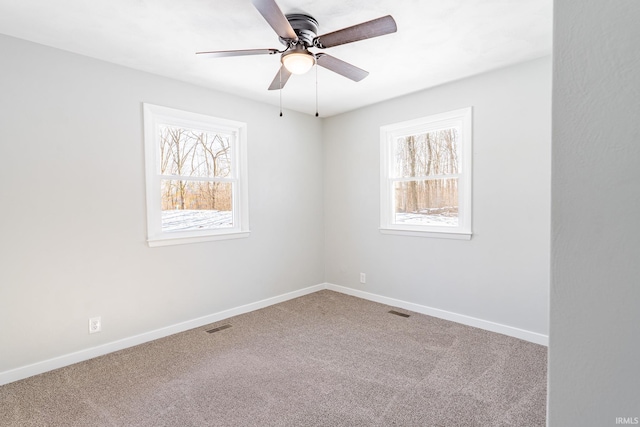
315,64 -> 319,117
279,67 -> 283,117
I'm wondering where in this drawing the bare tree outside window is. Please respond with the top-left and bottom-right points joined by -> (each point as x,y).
144,104 -> 249,246
392,128 -> 460,226
380,107 -> 471,238
158,125 -> 233,232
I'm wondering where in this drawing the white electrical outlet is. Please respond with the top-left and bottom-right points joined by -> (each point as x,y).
360,273 -> 366,284
89,316 -> 101,334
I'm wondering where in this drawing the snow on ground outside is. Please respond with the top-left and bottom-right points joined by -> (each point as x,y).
395,213 -> 458,227
160,209 -> 457,231
161,210 -> 232,232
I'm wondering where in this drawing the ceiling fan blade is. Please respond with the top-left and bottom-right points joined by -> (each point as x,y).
196,48 -> 280,58
268,66 -> 293,90
314,15 -> 397,49
316,54 -> 369,82
251,0 -> 298,41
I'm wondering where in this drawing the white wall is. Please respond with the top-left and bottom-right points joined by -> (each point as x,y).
0,32 -> 552,384
549,1 -> 640,425
323,57 -> 551,338
0,34 -> 324,374
9,4 -> 637,420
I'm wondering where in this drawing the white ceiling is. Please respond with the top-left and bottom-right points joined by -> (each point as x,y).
0,0 -> 552,117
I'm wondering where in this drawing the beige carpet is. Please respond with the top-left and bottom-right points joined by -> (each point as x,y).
0,290 -> 547,426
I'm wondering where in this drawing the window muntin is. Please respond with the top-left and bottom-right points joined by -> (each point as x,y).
380,108 -> 472,239
144,104 -> 249,246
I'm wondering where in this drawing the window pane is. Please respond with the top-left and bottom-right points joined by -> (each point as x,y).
159,125 -> 231,178
160,180 -> 232,231
393,178 -> 459,226
392,128 -> 459,178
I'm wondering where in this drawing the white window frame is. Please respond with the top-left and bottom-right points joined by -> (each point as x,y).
380,107 -> 472,240
143,103 -> 249,247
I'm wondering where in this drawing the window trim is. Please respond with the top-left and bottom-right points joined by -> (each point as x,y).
379,107 -> 472,240
143,103 -> 249,247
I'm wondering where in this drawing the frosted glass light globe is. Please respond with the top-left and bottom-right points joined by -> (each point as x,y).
282,51 -> 315,75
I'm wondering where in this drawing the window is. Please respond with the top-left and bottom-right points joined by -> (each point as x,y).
143,104 -> 249,247
380,107 -> 472,239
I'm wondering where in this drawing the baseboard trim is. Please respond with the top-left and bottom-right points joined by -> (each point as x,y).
0,284 -> 324,386
1,282 -> 547,385
324,283 -> 549,346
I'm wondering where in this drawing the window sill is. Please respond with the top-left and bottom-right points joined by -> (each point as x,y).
379,228 -> 472,240
147,231 -> 251,247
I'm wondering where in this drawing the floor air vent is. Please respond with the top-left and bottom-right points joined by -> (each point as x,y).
206,324 -> 232,333
388,310 -> 410,318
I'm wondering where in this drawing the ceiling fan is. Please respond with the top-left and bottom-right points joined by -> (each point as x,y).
196,0 -> 397,91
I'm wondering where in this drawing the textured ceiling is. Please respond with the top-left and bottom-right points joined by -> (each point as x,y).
0,0 -> 552,117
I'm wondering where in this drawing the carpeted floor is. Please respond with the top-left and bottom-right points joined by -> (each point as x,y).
0,290 -> 547,426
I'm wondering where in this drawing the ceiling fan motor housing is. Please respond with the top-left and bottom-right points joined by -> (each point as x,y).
198,0 -> 397,90
282,14 -> 319,47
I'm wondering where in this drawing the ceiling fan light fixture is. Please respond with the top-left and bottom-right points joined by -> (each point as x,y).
282,50 -> 316,75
